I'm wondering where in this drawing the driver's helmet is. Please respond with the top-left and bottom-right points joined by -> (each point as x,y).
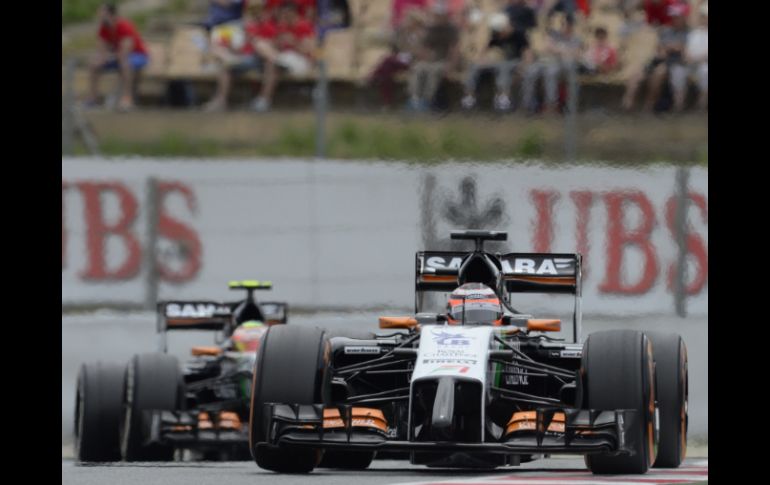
446,283 -> 503,326
231,320 -> 267,352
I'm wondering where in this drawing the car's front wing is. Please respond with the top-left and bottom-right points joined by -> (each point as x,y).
255,403 -> 639,456
146,410 -> 248,448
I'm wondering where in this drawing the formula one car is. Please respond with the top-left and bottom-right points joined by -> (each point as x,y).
74,280 -> 288,462
249,231 -> 688,474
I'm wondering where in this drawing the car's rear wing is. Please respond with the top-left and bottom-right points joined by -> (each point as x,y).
158,301 -> 233,332
415,251 -> 583,341
157,301 -> 289,331
416,252 -> 581,294
156,300 -> 289,352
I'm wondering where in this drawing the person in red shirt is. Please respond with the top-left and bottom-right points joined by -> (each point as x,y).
247,1 -> 317,111
580,27 -> 618,75
203,3 -> 280,112
265,0 -> 317,20
644,0 -> 672,26
86,3 -> 149,111
643,0 -> 688,27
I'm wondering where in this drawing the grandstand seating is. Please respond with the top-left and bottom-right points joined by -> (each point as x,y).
82,0 -> 703,108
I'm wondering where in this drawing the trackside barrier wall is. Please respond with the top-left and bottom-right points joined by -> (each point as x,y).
62,158 -> 707,316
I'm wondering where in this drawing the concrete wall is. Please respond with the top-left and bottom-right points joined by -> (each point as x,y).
62,158 -> 707,316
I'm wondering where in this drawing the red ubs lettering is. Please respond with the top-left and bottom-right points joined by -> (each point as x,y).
527,188 -> 707,296
63,180 -> 201,283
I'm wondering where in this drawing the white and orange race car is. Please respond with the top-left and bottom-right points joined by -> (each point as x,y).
248,231 -> 688,475
74,280 -> 287,462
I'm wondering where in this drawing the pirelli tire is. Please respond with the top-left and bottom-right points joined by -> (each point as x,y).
647,331 -> 688,468
582,330 -> 657,475
120,353 -> 183,461
250,325 -> 331,473
74,362 -> 126,462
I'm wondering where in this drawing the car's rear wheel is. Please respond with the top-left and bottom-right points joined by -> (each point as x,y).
647,331 -> 688,468
120,353 -> 182,461
75,362 -> 125,462
582,330 -> 657,474
250,325 -> 330,473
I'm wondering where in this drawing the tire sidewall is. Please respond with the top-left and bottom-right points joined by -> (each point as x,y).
582,330 -> 657,474
120,353 -> 181,461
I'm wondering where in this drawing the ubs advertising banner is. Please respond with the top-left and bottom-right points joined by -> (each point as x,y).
62,158 -> 707,316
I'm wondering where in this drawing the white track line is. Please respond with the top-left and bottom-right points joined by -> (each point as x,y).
393,464 -> 708,485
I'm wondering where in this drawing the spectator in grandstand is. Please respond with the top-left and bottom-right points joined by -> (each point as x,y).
579,26 -> 618,75
643,0 -> 672,26
85,2 -> 149,111
407,2 -> 461,112
249,1 -> 317,111
428,0 -> 468,27
642,0 -> 689,27
520,14 -> 582,114
369,7 -> 428,107
619,1 -> 646,39
545,0 -> 579,24
392,0 -> 429,29
202,0 -> 246,31
326,0 -> 352,28
203,3 -> 273,112
507,0 -> 537,32
672,2 -> 706,110
621,3 -> 689,111
460,11 -> 532,112
265,0 -> 317,20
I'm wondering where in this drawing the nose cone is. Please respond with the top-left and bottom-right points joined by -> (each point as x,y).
431,376 -> 456,440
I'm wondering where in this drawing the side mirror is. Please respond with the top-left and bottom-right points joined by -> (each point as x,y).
191,346 -> 222,356
379,316 -> 418,329
526,319 -> 561,332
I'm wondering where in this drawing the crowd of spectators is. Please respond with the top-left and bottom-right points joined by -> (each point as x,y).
621,0 -> 707,112
84,0 -> 708,114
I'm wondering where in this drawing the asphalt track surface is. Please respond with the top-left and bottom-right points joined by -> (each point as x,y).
62,311 -> 708,484
61,457 -> 709,485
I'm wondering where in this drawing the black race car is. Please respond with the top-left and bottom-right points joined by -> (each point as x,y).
74,280 -> 288,462
248,231 -> 688,474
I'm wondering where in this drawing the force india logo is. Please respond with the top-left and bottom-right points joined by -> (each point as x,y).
425,257 -> 574,275
431,329 -> 477,346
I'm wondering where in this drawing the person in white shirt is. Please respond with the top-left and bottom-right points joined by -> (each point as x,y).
670,5 -> 707,111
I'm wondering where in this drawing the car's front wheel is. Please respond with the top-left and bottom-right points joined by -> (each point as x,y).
74,362 -> 125,462
582,329 -> 657,474
120,353 -> 182,461
647,331 -> 688,468
250,325 -> 330,473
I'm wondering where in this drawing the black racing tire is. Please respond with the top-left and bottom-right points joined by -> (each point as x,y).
319,450 -> 376,469
647,332 -> 688,468
120,353 -> 182,461
582,330 -> 657,474
74,362 -> 126,462
250,325 -> 330,473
